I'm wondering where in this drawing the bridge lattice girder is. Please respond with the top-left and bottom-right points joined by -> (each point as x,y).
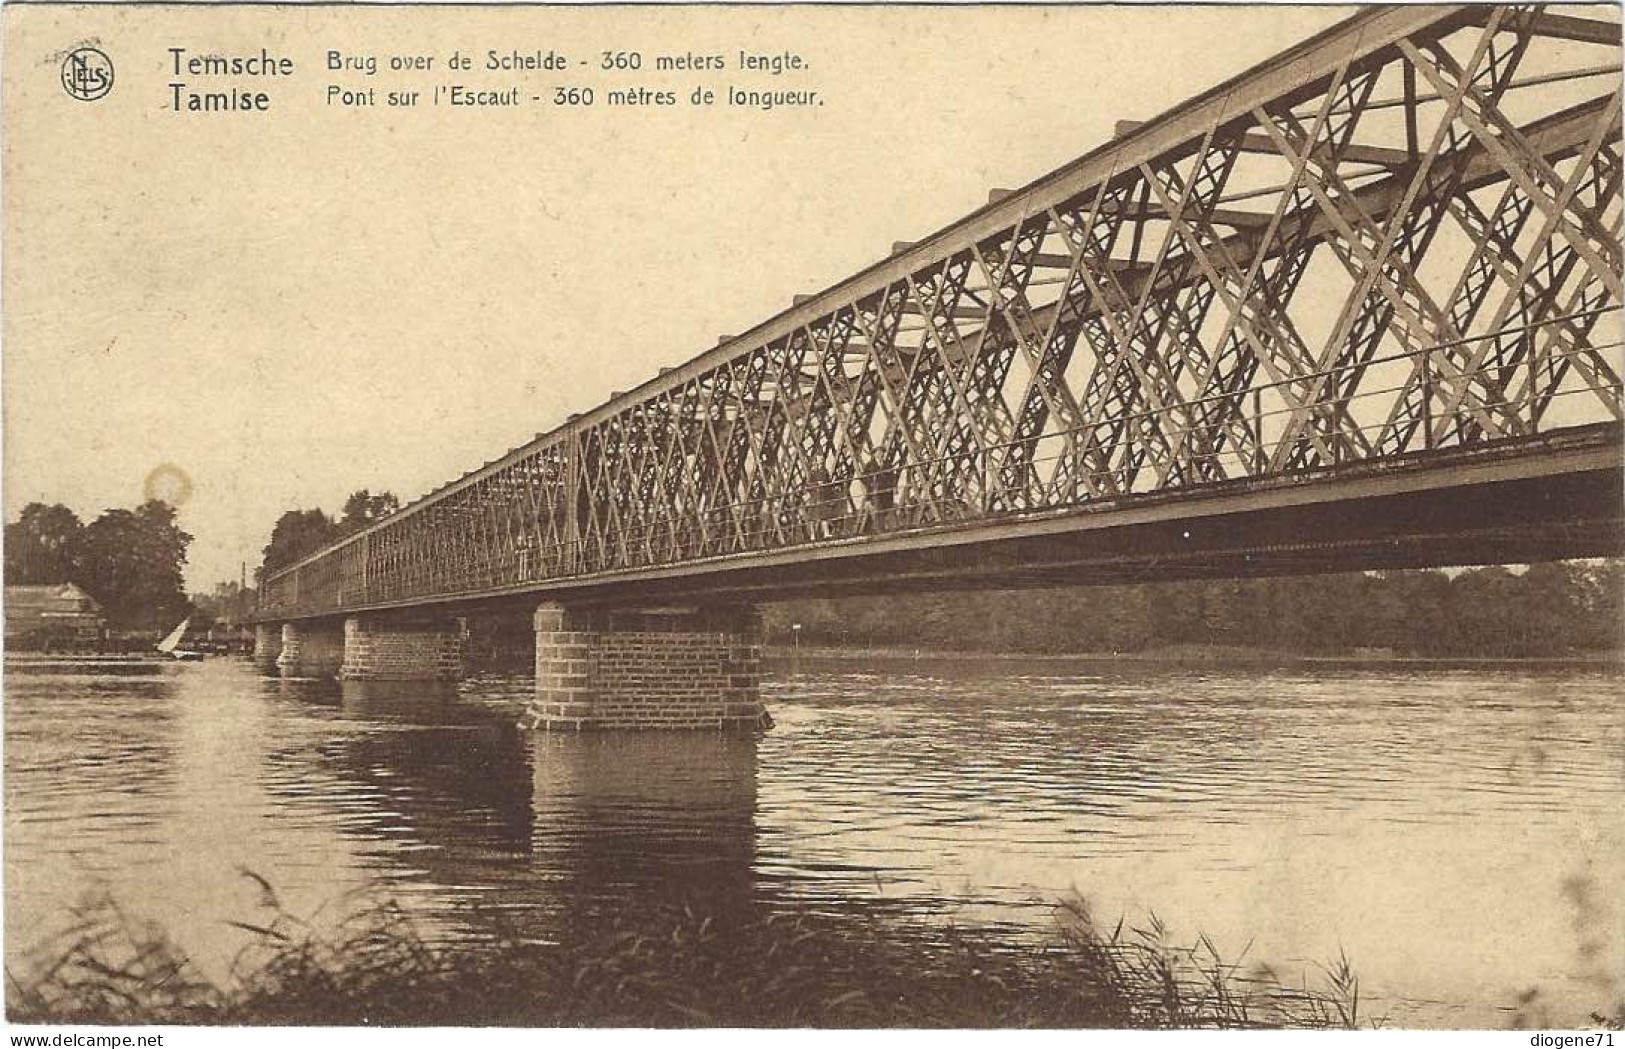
261,3 -> 1624,618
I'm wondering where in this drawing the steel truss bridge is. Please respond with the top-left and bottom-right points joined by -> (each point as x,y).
261,4 -> 1624,621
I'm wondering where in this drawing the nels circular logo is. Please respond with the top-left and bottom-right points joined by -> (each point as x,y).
61,46 -> 114,102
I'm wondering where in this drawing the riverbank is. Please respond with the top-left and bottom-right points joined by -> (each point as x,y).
765,643 -> 1624,669
9,884 -> 1362,1028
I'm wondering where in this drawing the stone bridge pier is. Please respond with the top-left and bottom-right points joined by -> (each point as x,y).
275,619 -> 345,678
253,623 -> 283,673
523,602 -> 769,732
339,614 -> 465,681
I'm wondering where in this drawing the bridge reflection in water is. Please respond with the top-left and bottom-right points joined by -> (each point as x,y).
298,679 -> 765,929
527,732 -> 760,912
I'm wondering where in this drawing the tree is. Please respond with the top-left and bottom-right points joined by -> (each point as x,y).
1367,570 -> 1451,654
339,490 -> 400,535
258,509 -> 338,580
1445,566 -> 1536,655
1575,560 -> 1625,651
4,502 -> 84,584
256,491 -> 401,582
74,501 -> 193,631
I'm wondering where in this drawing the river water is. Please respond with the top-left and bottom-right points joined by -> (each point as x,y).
5,655 -> 1621,1027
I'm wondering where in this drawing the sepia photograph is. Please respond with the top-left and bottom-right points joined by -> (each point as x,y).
2,0 -> 1622,1034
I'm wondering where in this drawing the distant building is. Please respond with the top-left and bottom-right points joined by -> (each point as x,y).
4,583 -> 107,650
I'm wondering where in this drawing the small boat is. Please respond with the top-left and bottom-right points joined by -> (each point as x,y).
156,617 -> 205,661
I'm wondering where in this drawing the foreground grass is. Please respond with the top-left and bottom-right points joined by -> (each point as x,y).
8,878 -> 1361,1027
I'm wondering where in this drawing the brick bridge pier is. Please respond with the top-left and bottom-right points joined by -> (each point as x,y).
255,601 -> 770,732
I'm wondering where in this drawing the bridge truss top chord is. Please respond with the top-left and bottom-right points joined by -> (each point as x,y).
261,4 -> 1624,620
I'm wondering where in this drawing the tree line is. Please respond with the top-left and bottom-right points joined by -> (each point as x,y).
5,501 -> 193,632
5,487 -> 403,637
762,561 -> 1624,659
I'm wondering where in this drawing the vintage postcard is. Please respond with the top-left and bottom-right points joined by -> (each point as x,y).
3,0 -> 1622,1035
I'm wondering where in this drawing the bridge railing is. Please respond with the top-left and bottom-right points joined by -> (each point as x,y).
259,3 -> 1624,619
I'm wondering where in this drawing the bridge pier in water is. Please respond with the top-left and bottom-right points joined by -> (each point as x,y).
275,620 -> 344,678
253,623 -> 282,673
523,602 -> 769,732
339,615 -> 465,681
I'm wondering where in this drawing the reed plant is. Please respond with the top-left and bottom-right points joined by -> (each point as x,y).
8,875 -> 1364,1027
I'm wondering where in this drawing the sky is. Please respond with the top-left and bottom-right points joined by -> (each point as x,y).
6,4 -> 1378,590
